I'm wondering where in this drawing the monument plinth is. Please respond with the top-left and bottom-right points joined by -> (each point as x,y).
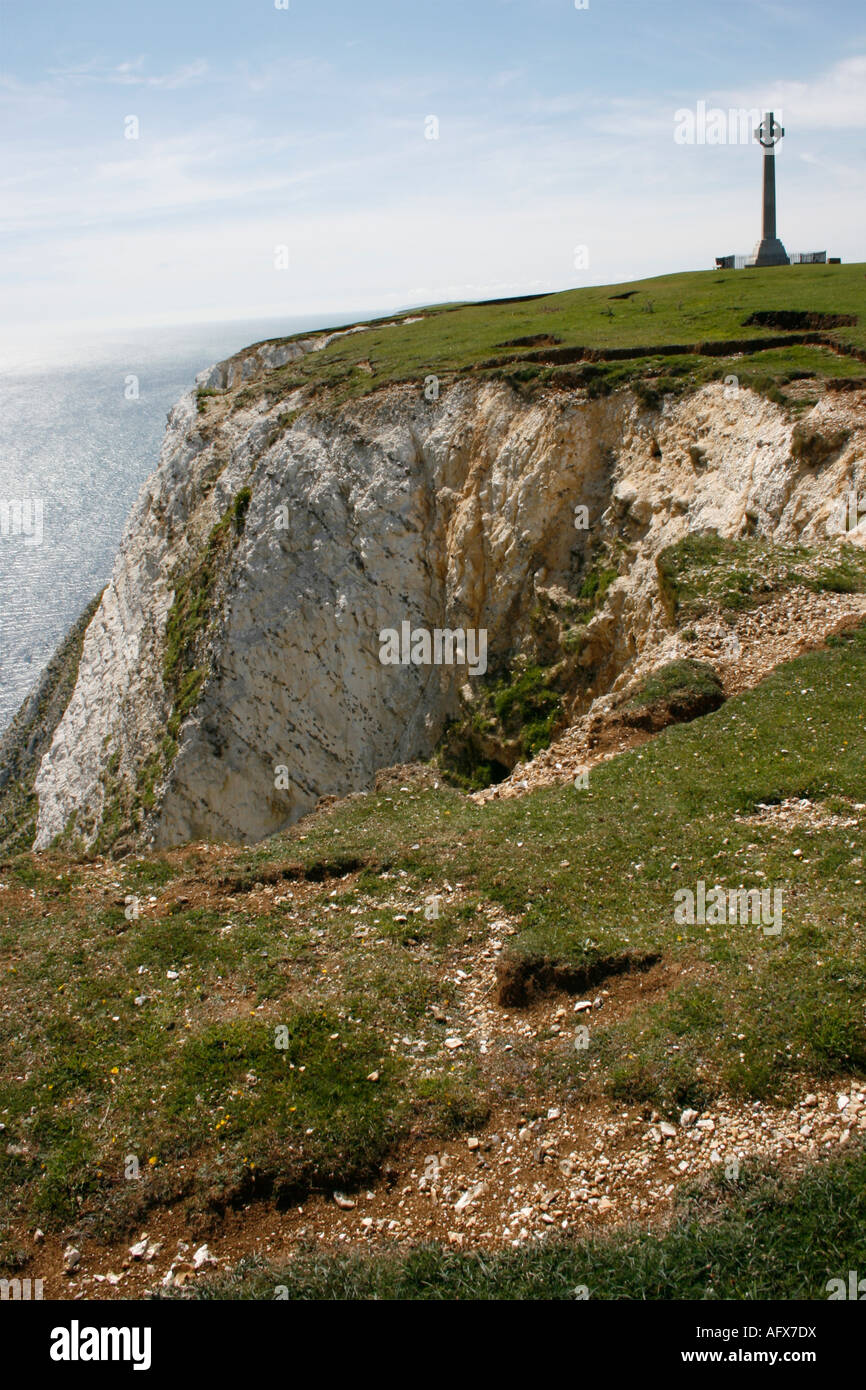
748,112 -> 789,267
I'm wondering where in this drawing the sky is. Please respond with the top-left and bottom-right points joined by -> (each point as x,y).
2,0 -> 865,344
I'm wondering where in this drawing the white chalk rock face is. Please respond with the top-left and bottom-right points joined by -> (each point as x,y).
32,357 -> 866,850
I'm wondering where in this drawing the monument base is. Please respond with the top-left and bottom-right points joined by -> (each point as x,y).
746,238 -> 790,267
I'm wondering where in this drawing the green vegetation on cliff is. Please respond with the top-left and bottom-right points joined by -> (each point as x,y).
163,488 -> 252,735
226,263 -> 866,412
658,531 -> 866,620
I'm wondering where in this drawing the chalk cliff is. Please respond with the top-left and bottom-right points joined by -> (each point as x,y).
28,330 -> 866,850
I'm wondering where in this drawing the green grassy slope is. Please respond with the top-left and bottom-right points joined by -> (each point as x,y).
215,263 -> 866,412
2,623 -> 865,1289
240,623 -> 866,1108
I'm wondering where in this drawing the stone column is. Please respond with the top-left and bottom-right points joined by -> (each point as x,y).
748,112 -> 790,267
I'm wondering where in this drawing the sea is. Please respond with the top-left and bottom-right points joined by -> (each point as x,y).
0,313 -> 363,734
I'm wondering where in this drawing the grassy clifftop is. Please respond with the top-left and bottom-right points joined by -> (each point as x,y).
210,263 -> 866,414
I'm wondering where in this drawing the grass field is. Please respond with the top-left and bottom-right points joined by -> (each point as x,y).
2,621 -> 865,1289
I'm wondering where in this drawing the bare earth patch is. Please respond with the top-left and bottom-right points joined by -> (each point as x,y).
22,1081 -> 865,1300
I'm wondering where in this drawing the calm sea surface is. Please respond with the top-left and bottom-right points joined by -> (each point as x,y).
0,314 -> 361,732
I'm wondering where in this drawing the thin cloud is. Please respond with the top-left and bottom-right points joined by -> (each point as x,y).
45,57 -> 209,89
717,54 -> 866,130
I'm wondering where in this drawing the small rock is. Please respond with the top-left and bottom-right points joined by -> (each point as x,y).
192,1244 -> 216,1269
333,1192 -> 355,1210
467,1136 -> 480,1150
63,1246 -> 81,1274
128,1239 -> 148,1261
660,1122 -> 677,1139
680,1108 -> 699,1129
597,1197 -> 614,1214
